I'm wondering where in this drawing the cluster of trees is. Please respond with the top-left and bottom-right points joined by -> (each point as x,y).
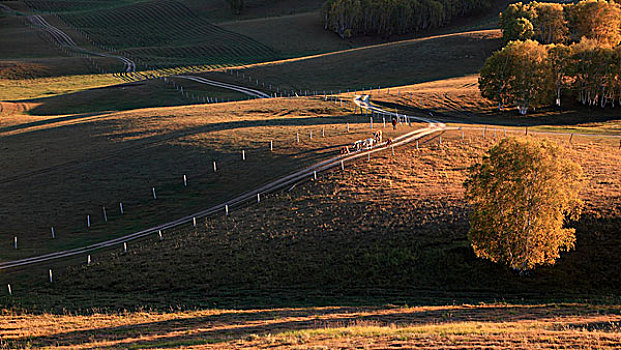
226,0 -> 245,15
464,137 -> 583,272
321,0 -> 493,38
500,0 -> 621,46
480,0 -> 621,114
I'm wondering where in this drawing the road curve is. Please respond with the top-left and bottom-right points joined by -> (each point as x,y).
0,95 -> 444,270
175,75 -> 271,98
25,14 -> 137,74
3,4 -> 271,99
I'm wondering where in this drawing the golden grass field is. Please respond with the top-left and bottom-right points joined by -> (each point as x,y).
1,128 -> 619,349
1,0 -> 620,348
0,96 -> 420,260
2,303 -> 620,349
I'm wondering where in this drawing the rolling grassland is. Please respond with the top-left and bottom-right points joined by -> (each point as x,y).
0,97 -> 416,261
0,129 -> 619,349
1,128 -> 618,306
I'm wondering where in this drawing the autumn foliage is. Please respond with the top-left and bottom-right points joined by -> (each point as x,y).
480,0 -> 621,114
464,138 -> 583,272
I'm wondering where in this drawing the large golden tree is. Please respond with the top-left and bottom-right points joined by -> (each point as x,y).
464,137 -> 583,272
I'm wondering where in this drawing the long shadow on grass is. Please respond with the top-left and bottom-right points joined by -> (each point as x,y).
10,303 -> 620,349
374,99 -> 621,128
0,114 -> 397,184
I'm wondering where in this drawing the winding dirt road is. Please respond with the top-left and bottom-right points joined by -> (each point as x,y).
0,96 -> 444,270
26,14 -> 137,75
175,75 -> 271,98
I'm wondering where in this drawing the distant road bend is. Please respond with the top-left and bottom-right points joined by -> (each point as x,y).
25,14 -> 137,75
11,8 -> 271,98
175,75 -> 271,98
0,95 -> 445,270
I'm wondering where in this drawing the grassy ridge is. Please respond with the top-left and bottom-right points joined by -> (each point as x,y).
201,30 -> 502,93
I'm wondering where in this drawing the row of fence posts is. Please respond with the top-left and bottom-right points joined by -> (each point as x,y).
4,109 -> 419,292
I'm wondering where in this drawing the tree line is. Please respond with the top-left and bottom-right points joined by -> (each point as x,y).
320,0 -> 493,38
500,0 -> 621,46
480,0 -> 621,114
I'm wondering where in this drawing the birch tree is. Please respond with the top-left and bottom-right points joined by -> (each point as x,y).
464,137 -> 583,272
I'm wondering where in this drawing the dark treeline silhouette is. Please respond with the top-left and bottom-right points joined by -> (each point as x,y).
321,0 -> 494,38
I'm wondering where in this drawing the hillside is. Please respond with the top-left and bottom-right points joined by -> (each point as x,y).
1,0 -> 620,347
2,127 -> 619,309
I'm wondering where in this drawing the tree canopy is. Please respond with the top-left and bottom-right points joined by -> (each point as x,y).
500,1 -> 621,46
321,0 -> 493,38
479,37 -> 621,113
464,137 -> 583,272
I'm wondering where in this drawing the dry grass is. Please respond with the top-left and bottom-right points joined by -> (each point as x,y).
1,128 -> 617,311
0,96 -> 413,260
1,303 -> 619,349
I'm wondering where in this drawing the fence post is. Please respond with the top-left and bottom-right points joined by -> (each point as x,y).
296,131 -> 300,143
257,193 -> 261,203
120,202 -> 124,215
242,150 -> 246,160
310,131 -> 313,140
152,187 -> 157,200
391,145 -> 395,156
225,205 -> 229,216
13,236 -> 17,249
213,161 -> 217,172
102,207 -> 108,222
270,140 -> 273,152
346,123 -> 350,132
87,255 -> 91,265
49,269 -> 53,283
416,140 -> 419,150
51,226 -> 55,239
158,230 -> 163,240
123,242 -> 127,253
7,284 -> 11,296
341,160 -> 344,170
183,175 -> 187,187
383,117 -> 386,128
370,117 -> 373,129
87,215 -> 91,228
313,171 -> 317,180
